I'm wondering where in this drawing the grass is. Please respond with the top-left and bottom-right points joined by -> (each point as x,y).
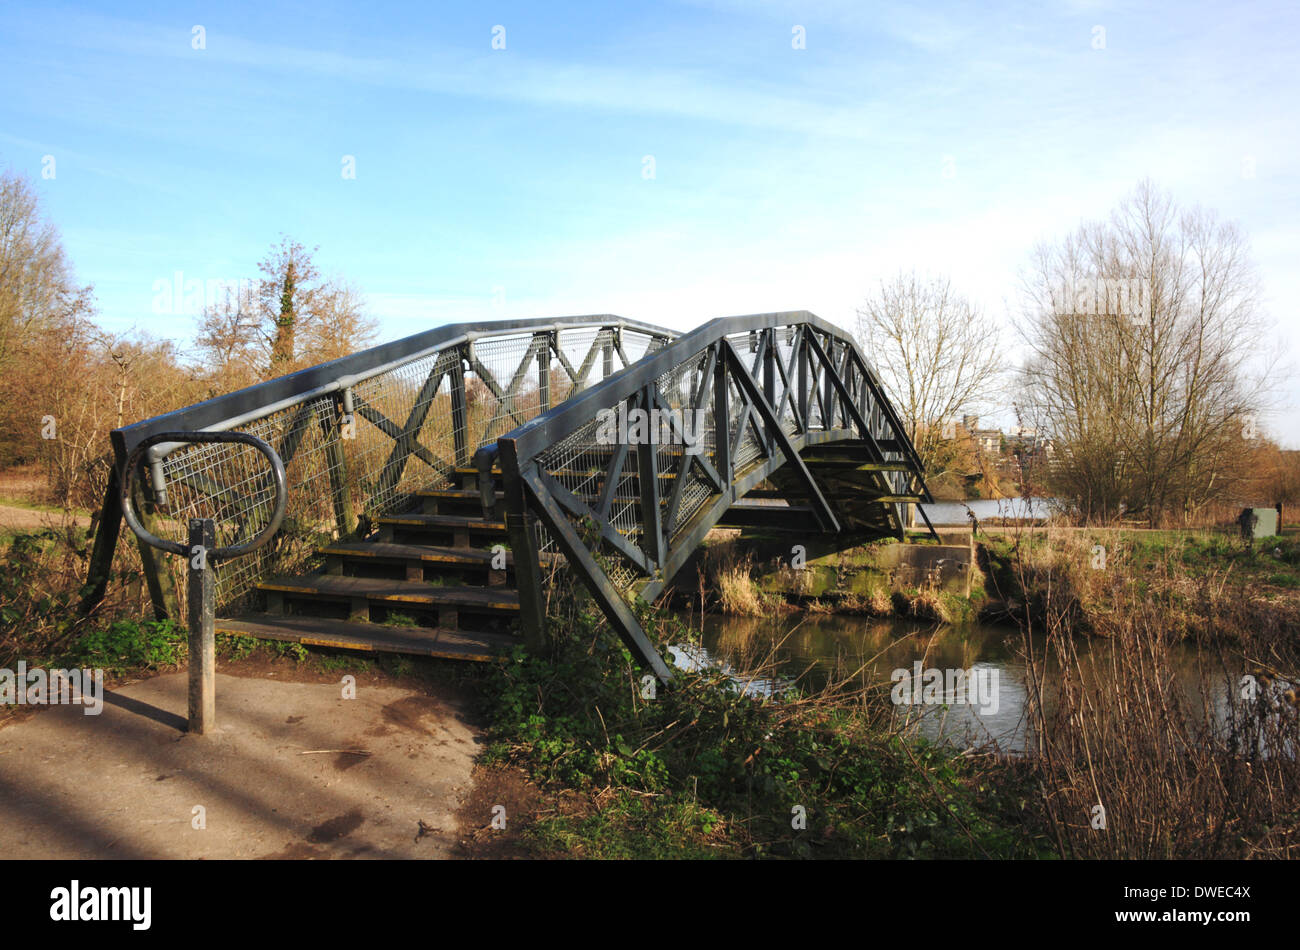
703,541 -> 779,616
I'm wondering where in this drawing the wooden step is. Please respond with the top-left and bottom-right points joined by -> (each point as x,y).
374,513 -> 506,531
258,574 -> 520,612
452,465 -> 680,481
718,504 -> 813,529
415,488 -> 505,502
318,541 -> 514,567
214,615 -> 516,662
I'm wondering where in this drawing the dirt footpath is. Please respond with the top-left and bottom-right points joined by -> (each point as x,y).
0,669 -> 482,858
0,504 -> 90,533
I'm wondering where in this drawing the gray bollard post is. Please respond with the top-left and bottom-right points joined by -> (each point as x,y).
187,518 -> 216,734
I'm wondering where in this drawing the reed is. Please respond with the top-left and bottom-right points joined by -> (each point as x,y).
998,519 -> 1300,858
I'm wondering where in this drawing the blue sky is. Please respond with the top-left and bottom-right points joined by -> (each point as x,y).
2,0 -> 1297,444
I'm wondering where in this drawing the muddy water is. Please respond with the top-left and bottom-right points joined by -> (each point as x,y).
682,611 -> 1238,752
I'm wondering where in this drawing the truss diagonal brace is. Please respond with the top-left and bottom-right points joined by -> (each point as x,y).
805,334 -> 888,464
722,339 -> 839,535
520,466 -> 675,684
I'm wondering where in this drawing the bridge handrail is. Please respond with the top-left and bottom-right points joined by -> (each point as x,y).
112,314 -> 672,467
121,431 -> 288,560
505,310 -> 924,474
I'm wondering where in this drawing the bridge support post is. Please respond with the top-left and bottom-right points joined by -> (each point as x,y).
79,467 -> 123,616
520,465 -> 674,684
133,467 -> 179,620
637,386 -> 664,567
762,328 -> 776,457
713,346 -> 732,484
450,356 -> 470,467
537,333 -> 552,413
323,396 -> 358,538
796,327 -> 809,429
497,439 -> 547,650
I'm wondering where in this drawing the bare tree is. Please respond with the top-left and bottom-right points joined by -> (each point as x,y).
195,237 -> 377,386
1017,179 -> 1273,525
194,280 -> 261,394
297,278 -> 376,367
0,168 -> 95,469
855,271 -> 1003,483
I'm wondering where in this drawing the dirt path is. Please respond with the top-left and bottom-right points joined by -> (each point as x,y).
0,504 -> 91,533
0,667 -> 483,859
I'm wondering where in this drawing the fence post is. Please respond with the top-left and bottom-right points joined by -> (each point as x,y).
714,348 -> 732,484
187,518 -> 216,734
763,327 -> 776,455
537,332 -> 552,412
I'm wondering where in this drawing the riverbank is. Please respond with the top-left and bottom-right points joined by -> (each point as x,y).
685,533 -> 990,625
976,525 -> 1300,640
686,525 -> 1300,642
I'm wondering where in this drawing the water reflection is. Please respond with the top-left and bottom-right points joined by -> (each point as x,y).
680,611 -> 1246,753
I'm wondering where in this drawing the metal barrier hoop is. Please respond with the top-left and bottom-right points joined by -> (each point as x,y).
120,430 -> 288,561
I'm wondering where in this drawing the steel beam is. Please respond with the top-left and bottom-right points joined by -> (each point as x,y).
521,467 -> 675,683
722,339 -> 839,534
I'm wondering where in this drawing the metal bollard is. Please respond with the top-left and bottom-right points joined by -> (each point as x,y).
186,519 -> 216,734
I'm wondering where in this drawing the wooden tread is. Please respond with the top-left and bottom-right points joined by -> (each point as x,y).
415,488 -> 505,501
374,513 -> 507,531
318,541 -> 513,567
214,615 -> 516,661
258,574 -> 520,612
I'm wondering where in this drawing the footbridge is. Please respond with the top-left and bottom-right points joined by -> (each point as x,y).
83,311 -> 933,682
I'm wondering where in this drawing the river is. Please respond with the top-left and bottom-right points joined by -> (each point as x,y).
679,611 -> 1240,753
918,497 -> 1063,525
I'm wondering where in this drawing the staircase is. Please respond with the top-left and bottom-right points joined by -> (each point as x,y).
214,465 -> 523,662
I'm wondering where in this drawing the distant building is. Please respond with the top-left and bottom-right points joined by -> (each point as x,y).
955,415 -> 1004,455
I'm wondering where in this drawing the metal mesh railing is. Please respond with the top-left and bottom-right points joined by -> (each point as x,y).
107,318 -> 672,616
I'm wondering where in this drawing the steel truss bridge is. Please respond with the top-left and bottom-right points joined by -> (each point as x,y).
83,311 -> 933,683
